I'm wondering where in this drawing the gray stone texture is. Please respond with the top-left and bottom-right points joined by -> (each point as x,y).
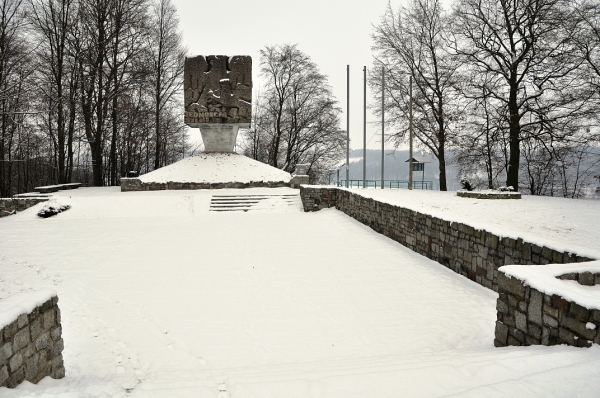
0,198 -> 49,218
299,186 -> 599,349
289,175 -> 310,189
0,295 -> 65,388
456,191 -> 522,199
515,311 -> 528,332
121,178 -> 292,192
184,55 -> 252,127
529,289 -> 543,326
13,328 -> 30,352
0,366 -> 8,385
495,271 -> 599,347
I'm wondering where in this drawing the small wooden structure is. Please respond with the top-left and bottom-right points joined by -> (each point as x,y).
405,156 -> 431,187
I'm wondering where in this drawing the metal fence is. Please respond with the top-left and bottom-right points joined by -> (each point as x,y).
334,180 -> 433,190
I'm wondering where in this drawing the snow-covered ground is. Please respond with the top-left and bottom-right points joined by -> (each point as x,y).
137,153 -> 292,184
0,187 -> 599,397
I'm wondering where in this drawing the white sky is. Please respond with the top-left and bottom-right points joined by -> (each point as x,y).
173,0 -> 401,150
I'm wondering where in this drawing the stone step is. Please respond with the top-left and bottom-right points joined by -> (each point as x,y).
209,194 -> 300,212
210,201 -> 261,205
210,204 -> 253,208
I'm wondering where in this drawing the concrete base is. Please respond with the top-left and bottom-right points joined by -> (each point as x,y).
120,153 -> 294,192
199,124 -> 240,152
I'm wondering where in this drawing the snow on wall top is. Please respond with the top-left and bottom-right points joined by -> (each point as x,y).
0,289 -> 56,330
138,153 -> 292,184
321,186 -> 600,260
500,262 -> 600,310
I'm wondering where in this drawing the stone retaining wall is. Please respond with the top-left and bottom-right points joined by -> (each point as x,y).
0,295 -> 65,388
0,198 -> 49,218
299,186 -> 593,292
289,175 -> 309,189
495,272 -> 600,347
457,191 -> 521,199
121,178 -> 291,192
300,186 -> 337,210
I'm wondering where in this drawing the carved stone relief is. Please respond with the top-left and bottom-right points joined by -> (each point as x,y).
184,55 -> 252,127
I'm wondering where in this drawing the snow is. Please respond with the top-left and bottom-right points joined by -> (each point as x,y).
0,187 -> 599,397
136,153 -> 291,184
0,289 -> 56,329
330,187 -> 600,259
501,262 -> 600,310
588,323 -> 597,330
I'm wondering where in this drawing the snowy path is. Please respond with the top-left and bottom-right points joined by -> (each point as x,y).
0,187 -> 599,397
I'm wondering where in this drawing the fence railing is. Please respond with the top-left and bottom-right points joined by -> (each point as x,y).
333,180 -> 433,190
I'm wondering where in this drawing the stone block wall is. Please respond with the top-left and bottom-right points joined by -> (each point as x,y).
0,198 -> 49,218
0,295 -> 65,388
121,178 -> 291,192
289,175 -> 309,189
299,186 -> 593,291
300,186 -> 337,211
495,271 -> 600,347
456,191 -> 521,199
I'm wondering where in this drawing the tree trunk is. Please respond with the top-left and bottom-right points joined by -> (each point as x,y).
438,145 -> 447,191
506,78 -> 520,191
154,89 -> 160,169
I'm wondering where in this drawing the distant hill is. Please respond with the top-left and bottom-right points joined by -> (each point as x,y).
328,149 -> 462,191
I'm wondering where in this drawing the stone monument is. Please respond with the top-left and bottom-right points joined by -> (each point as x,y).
184,55 -> 252,152
120,55 -> 297,192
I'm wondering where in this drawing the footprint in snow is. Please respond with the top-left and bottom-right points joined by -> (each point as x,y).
218,383 -> 230,398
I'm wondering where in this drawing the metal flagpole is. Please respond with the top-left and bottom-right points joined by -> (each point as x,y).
346,65 -> 350,188
363,66 -> 366,189
381,66 -> 385,190
409,75 -> 414,190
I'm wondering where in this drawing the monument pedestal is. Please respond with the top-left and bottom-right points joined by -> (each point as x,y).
199,124 -> 241,152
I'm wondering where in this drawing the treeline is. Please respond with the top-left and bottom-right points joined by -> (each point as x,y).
241,44 -> 346,184
371,0 -> 600,197
0,0 -> 187,197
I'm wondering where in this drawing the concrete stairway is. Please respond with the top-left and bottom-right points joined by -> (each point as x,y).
209,194 -> 300,212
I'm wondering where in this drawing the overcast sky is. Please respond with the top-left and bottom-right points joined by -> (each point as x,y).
173,0 -> 401,151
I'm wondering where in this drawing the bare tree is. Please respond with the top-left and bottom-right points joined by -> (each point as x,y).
253,44 -> 345,181
29,0 -> 81,185
0,0 -> 33,196
453,0 -> 591,191
105,0 -> 148,185
76,0 -> 114,186
259,44 -> 302,169
453,70 -> 511,189
0,0 -> 193,191
147,0 -> 185,170
371,0 -> 461,191
243,90 -> 270,163
520,139 -> 600,197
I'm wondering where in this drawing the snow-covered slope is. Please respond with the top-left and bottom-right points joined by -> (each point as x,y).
138,153 -> 291,184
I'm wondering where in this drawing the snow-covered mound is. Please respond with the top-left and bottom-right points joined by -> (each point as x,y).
138,152 -> 291,184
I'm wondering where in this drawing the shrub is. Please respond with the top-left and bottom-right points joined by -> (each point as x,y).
38,204 -> 71,218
